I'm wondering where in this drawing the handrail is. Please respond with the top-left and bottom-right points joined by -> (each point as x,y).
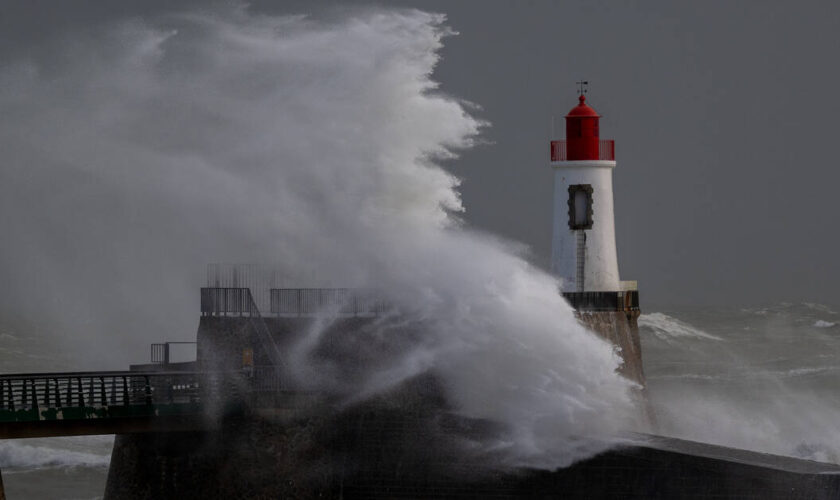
151,342 -> 197,364
269,288 -> 386,316
0,368 -> 283,417
0,370 -> 202,380
244,293 -> 285,379
199,287 -> 284,380
550,139 -> 615,161
200,287 -> 256,317
0,371 -> 202,413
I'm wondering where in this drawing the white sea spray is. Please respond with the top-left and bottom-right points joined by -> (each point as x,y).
638,312 -> 723,341
0,6 -> 637,468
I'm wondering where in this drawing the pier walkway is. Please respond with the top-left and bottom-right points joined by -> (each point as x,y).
0,368 -> 287,439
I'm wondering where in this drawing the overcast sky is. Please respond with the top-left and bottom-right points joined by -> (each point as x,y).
3,0 -> 840,308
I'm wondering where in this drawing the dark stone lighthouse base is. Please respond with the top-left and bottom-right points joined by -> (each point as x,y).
562,290 -> 653,428
576,309 -> 645,384
563,291 -> 646,385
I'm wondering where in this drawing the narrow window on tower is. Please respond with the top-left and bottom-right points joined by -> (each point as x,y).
569,121 -> 582,138
568,184 -> 593,230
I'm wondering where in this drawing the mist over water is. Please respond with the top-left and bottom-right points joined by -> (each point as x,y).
0,5 -> 637,469
642,304 -> 840,464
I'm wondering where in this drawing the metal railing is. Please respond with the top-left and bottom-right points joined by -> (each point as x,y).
200,287 -> 285,375
245,300 -> 285,376
269,288 -> 386,317
0,371 -> 201,415
150,342 -> 197,364
0,367 -> 285,424
206,264 -> 282,313
201,288 -> 257,317
151,344 -> 166,364
550,140 -> 615,161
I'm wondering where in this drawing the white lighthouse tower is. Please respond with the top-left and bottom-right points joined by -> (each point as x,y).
548,86 -> 645,389
550,90 -> 620,293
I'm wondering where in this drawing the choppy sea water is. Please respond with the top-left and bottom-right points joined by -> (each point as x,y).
642,302 -> 840,463
2,302 -> 840,498
0,321 -> 113,499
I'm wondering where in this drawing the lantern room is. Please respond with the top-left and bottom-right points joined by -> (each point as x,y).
550,94 -> 615,162
565,95 -> 600,160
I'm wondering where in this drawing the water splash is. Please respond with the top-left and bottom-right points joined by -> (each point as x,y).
0,6 -> 637,467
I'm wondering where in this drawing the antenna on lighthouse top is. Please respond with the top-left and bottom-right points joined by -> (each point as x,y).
576,80 -> 589,96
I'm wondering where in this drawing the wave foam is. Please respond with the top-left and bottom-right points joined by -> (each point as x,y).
803,303 -> 838,315
651,366 -> 840,382
639,313 -> 723,341
0,441 -> 110,470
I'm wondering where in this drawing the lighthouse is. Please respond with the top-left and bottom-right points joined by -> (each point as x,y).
550,90 -> 620,293
549,86 -> 645,388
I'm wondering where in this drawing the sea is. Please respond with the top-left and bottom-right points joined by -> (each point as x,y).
2,302 -> 840,499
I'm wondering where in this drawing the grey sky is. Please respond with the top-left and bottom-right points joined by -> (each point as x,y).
3,0 -> 840,310
385,0 -> 840,307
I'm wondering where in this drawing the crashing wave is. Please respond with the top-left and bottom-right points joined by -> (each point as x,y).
638,313 -> 723,341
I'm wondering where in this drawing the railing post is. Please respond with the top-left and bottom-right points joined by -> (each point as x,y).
122,376 -> 129,406
7,381 -> 14,411
30,380 -> 39,415
247,288 -> 253,317
99,377 -> 107,406
54,379 -> 62,408
76,378 -> 84,407
144,376 -> 152,405
21,379 -> 28,408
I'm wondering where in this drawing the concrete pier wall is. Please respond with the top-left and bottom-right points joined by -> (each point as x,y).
103,315 -> 840,499
104,407 -> 840,499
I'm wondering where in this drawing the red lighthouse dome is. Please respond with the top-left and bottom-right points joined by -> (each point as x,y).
565,94 -> 601,160
566,94 -> 600,118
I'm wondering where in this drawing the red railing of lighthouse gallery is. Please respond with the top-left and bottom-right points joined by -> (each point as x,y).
550,140 -> 615,162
